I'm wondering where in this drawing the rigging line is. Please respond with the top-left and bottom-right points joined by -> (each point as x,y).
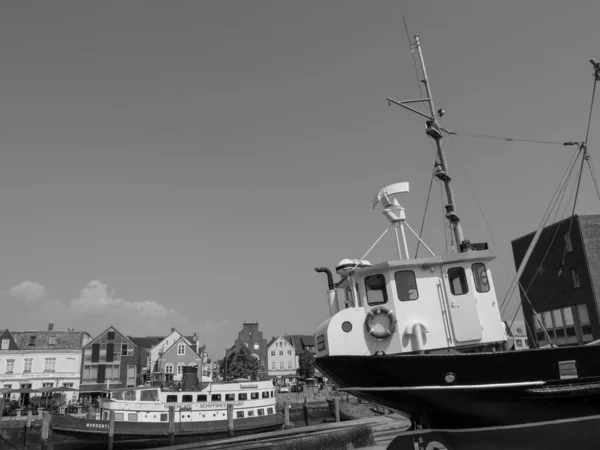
509,149 -> 583,313
443,130 -> 575,146
446,135 -> 515,302
584,75 -> 598,145
501,146 -> 582,314
402,16 -> 427,113
586,156 -> 600,202
414,154 -> 437,258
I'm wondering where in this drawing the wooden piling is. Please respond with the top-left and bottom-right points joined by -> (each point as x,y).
168,405 -> 175,445
107,409 -> 115,450
227,403 -> 234,437
303,396 -> 309,426
334,397 -> 340,422
41,411 -> 50,450
283,401 -> 290,429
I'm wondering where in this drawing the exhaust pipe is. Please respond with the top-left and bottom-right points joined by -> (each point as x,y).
315,267 -> 340,317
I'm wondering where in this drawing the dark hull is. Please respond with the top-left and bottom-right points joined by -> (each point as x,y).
316,345 -> 600,428
51,413 -> 281,438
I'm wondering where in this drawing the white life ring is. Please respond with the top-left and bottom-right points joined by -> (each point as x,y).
365,306 -> 397,340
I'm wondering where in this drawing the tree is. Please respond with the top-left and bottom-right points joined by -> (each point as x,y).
297,350 -> 315,380
222,346 -> 259,381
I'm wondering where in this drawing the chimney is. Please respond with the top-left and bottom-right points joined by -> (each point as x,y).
171,327 -> 175,333
48,323 -> 54,331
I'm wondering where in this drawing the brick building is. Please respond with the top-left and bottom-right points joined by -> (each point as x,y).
225,322 -> 268,379
511,214 -> 600,347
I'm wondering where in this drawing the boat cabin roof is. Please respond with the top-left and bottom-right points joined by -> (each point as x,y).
354,250 -> 496,277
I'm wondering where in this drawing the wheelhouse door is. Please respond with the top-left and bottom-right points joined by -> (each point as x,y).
442,264 -> 482,342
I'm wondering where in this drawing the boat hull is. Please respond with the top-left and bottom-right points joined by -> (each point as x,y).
51,413 -> 281,438
316,345 -> 600,428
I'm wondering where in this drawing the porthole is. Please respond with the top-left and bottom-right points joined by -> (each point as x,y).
342,321 -> 353,332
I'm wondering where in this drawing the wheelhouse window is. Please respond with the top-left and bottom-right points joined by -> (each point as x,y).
472,263 -> 490,293
365,274 -> 388,305
140,390 -> 159,401
394,270 -> 418,301
447,267 -> 468,295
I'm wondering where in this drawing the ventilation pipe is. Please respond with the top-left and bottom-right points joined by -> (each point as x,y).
315,267 -> 339,317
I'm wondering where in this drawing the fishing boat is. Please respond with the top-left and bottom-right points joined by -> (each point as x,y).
51,368 -> 280,438
313,35 -> 600,429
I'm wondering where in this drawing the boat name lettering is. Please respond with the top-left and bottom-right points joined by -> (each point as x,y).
86,423 -> 109,429
164,402 -> 244,409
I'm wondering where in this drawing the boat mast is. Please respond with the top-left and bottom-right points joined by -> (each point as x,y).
388,35 -> 466,251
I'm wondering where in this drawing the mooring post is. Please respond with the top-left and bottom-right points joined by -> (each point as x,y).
227,403 -> 234,437
283,401 -> 290,429
303,396 -> 309,426
168,405 -> 175,445
22,408 -> 32,449
108,409 -> 115,450
334,397 -> 340,422
41,411 -> 50,450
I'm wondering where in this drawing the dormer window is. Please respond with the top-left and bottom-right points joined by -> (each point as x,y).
29,336 -> 36,347
1,339 -> 9,350
49,336 -> 56,345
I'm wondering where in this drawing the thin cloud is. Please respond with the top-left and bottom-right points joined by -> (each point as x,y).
9,281 -> 47,302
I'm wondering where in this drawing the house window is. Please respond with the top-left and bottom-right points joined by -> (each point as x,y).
572,267 -> 581,289
6,359 -> 14,373
44,358 -> 56,372
279,361 -> 284,369
564,232 -> 573,252
165,363 -> 173,374
578,304 -> 593,340
288,361 -> 292,369
270,351 -> 275,356
287,350 -> 292,356
472,263 -> 490,293
107,331 -> 115,340
365,274 -> 388,306
1,339 -> 8,350
177,344 -> 185,355
271,362 -> 276,369
279,351 -> 283,356
394,270 -> 419,301
49,336 -> 56,345
177,363 -> 184,376
23,359 -> 33,373
254,343 -> 259,350
121,344 -> 128,356
536,305 -> 584,345
447,267 -> 468,295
